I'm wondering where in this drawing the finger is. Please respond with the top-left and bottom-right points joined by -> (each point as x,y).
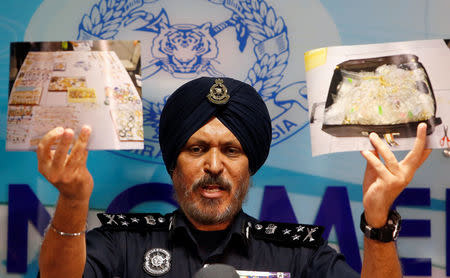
51,128 -> 75,172
361,149 -> 389,178
403,123 -> 428,169
66,126 -> 91,170
361,149 -> 379,166
37,127 -> 64,162
368,132 -> 400,173
362,149 -> 379,163
360,150 -> 378,193
80,149 -> 90,166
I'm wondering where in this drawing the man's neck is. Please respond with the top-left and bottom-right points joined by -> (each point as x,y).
186,215 -> 231,231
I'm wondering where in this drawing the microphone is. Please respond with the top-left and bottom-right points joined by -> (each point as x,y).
193,264 -> 240,278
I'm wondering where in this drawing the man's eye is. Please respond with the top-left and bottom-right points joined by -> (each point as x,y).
225,147 -> 240,156
190,146 -> 203,153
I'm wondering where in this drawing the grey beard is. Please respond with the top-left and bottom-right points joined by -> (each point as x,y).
173,173 -> 250,226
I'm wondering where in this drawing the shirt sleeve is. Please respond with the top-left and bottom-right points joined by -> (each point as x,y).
83,227 -> 123,278
300,240 -> 360,278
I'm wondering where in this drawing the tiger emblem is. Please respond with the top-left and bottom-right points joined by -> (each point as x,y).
150,22 -> 219,77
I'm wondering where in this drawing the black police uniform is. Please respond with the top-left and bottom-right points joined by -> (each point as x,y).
81,210 -> 359,277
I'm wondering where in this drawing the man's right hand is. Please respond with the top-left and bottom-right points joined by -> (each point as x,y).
37,125 -> 92,278
36,125 -> 93,202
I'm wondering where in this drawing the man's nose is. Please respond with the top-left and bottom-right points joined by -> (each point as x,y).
204,148 -> 224,176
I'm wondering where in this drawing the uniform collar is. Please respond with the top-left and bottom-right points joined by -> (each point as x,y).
169,209 -> 251,258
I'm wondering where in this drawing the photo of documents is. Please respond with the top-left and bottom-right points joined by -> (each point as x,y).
6,40 -> 143,151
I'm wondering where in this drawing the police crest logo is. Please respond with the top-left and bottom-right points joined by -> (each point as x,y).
77,0 -> 310,162
207,79 -> 230,105
143,248 -> 172,276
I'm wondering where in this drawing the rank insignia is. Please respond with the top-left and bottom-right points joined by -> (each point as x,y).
207,78 -> 230,105
250,221 -> 325,249
265,223 -> 277,234
143,248 -> 171,276
97,213 -> 171,231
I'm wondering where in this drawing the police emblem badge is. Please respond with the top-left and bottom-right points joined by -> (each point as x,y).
143,248 -> 171,276
207,78 -> 229,105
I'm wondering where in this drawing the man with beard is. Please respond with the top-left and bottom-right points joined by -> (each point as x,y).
37,77 -> 430,278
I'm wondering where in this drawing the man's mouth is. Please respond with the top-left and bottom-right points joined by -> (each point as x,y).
199,184 -> 227,198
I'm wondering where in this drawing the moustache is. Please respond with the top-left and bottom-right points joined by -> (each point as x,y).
191,174 -> 232,192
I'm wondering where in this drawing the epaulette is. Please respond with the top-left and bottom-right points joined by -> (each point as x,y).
97,212 -> 173,231
247,220 -> 325,249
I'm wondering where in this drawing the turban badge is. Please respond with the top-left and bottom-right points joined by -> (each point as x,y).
207,78 -> 230,105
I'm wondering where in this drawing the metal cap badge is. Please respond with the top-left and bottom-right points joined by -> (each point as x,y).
143,248 -> 171,276
207,78 -> 230,105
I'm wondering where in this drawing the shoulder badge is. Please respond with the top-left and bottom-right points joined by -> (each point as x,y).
247,220 -> 325,249
97,213 -> 173,231
207,78 -> 230,105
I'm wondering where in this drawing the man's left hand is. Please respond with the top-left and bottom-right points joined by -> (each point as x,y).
361,123 -> 431,228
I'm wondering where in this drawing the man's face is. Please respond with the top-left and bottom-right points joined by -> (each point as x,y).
172,117 -> 251,230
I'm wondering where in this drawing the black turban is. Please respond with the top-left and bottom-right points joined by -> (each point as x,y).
159,76 -> 272,175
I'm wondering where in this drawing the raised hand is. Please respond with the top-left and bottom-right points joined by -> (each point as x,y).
37,125 -> 93,202
361,123 -> 431,227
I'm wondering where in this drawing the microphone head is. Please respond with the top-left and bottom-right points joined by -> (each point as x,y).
193,264 -> 240,278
